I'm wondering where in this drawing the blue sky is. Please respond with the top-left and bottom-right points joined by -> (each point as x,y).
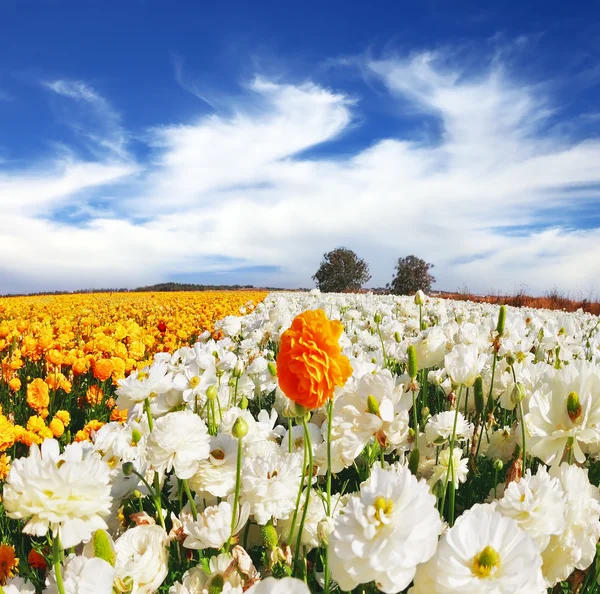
2,0 -> 600,296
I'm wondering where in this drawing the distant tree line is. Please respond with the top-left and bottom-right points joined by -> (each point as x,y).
312,247 -> 435,295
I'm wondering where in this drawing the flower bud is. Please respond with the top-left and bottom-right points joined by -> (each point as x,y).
92,529 -> 116,566
233,360 -> 244,378
408,447 -> 420,475
421,407 -> 430,424
317,517 -> 334,547
493,459 -> 504,472
567,391 -> 582,422
414,290 -> 425,306
505,353 -> 516,366
131,428 -> 142,445
122,461 -> 135,476
239,395 -> 249,410
232,416 -> 249,439
374,313 -> 382,324
394,331 -> 401,343
285,401 -> 308,419
407,345 -> 418,379
206,385 -> 218,401
367,394 -> 380,416
474,376 -> 484,416
260,521 -> 279,550
510,382 -> 526,406
496,305 -> 506,335
267,361 -> 277,377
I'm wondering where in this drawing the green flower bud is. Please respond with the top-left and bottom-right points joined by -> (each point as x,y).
408,447 -> 420,475
267,361 -> 277,377
206,385 -> 218,401
374,313 -> 382,324
367,394 -> 380,416
414,290 -> 425,306
420,320 -> 427,331
474,376 -> 484,416
567,391 -> 582,422
496,305 -> 506,335
240,395 -> 249,410
92,529 -> 116,566
505,353 -> 516,366
493,459 -> 504,472
421,406 -> 430,419
122,461 -> 134,476
130,429 -> 142,445
232,416 -> 249,439
394,331 -> 401,343
510,382 -> 526,406
317,517 -> 333,547
233,360 -> 244,378
407,345 -> 418,379
260,521 -> 279,550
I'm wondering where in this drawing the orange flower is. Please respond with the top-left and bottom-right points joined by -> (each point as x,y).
277,309 -> 352,410
27,549 -> 47,570
72,358 -> 89,376
93,359 -> 113,381
0,543 -> 18,584
86,385 -> 104,405
49,418 -> 65,438
110,408 -> 128,423
26,378 -> 50,411
0,453 -> 11,481
0,416 -> 15,452
55,410 -> 71,426
8,377 -> 21,392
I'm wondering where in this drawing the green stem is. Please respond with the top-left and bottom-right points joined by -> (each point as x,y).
52,535 -> 66,594
288,418 -> 293,454
288,428 -> 308,546
440,385 -> 463,525
518,400 -> 528,470
376,321 -> 387,366
324,398 -> 334,593
144,397 -> 154,431
294,416 -> 314,577
153,473 -> 166,530
182,479 -> 198,521
226,435 -> 243,552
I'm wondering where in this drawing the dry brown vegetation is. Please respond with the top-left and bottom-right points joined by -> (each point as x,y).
440,289 -> 600,316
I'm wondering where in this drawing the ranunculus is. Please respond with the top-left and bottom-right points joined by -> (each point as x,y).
26,378 -> 50,411
114,525 -> 168,594
277,309 -> 352,410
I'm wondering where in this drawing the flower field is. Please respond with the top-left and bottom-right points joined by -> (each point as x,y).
1,289 -> 600,593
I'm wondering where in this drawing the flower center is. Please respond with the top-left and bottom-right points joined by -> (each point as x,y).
472,545 -> 501,578
373,496 -> 393,524
137,371 -> 148,381
567,391 -> 582,422
189,376 -> 201,388
211,449 -> 225,461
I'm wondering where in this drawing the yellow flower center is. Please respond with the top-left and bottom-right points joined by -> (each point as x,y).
137,371 -> 148,381
472,545 -> 501,578
189,376 -> 201,388
374,496 -> 393,524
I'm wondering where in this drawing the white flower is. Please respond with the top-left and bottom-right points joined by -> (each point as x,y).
189,434 -> 238,498
495,466 -> 566,552
3,439 -> 112,548
169,554 -> 243,594
116,359 -> 173,409
329,463 -> 442,593
146,410 -> 210,479
3,577 -> 36,594
411,505 -> 546,594
525,361 -> 600,467
444,344 -> 486,387
276,489 -> 327,551
173,361 -> 218,405
246,577 -> 311,594
114,525 -> 168,594
484,425 -> 519,463
241,451 -> 302,525
413,326 -> 447,370
425,411 -> 473,445
542,463 -> 600,586
43,554 -> 115,594
428,447 -> 469,490
183,497 -> 250,550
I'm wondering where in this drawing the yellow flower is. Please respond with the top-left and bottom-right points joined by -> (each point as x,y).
0,416 -> 15,452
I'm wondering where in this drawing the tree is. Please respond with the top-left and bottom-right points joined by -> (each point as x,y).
312,247 -> 371,293
388,255 -> 435,295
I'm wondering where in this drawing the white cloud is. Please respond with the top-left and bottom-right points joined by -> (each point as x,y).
2,53 -> 600,296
